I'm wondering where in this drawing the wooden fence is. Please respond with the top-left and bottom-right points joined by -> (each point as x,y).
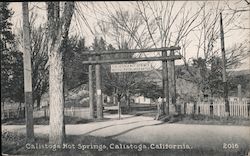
185,98 -> 250,118
2,99 -> 250,120
2,107 -> 90,120
1,107 -> 25,119
33,107 -> 90,119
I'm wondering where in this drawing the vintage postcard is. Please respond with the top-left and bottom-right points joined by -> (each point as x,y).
1,1 -> 250,156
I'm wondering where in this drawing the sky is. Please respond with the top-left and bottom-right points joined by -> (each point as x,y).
9,1 -> 250,70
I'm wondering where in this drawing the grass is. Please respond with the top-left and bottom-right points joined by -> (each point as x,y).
129,110 -> 250,126
2,131 -> 248,156
2,116 -> 93,125
2,110 -> 249,126
177,114 -> 250,126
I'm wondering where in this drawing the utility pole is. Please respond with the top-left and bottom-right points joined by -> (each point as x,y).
89,56 -> 95,119
22,2 -> 34,141
95,54 -> 103,119
220,12 -> 230,117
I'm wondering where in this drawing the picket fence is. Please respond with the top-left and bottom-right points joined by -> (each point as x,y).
185,98 -> 249,118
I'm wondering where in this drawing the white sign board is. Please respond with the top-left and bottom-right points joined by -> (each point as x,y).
111,63 -> 152,73
97,89 -> 102,95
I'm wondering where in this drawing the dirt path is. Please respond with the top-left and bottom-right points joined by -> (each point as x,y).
2,115 -> 250,150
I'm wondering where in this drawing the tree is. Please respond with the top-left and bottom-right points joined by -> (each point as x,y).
89,2 -> 206,114
29,23 -> 48,109
10,52 -> 24,105
208,56 -> 223,97
15,14 -> 49,109
64,35 -> 89,91
98,39 -> 145,110
225,0 -> 250,30
1,2 -> 16,104
228,73 -> 250,98
178,1 -> 249,101
79,2 -> 248,113
133,81 -> 162,101
47,2 -> 75,145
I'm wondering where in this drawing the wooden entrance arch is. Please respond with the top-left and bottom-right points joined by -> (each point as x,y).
82,46 -> 181,119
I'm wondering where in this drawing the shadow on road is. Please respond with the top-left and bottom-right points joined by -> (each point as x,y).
83,119 -> 154,136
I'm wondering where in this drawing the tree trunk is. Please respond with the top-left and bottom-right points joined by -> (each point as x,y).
2,101 -> 5,119
112,88 -> 116,105
37,96 -> 41,109
49,47 -> 65,145
47,2 -> 74,145
117,94 -> 121,120
18,101 -> 22,117
126,90 -> 130,112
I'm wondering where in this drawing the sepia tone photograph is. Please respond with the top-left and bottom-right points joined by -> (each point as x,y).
1,1 -> 250,156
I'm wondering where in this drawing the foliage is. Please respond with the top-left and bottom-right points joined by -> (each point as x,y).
0,2 -> 14,44
10,52 -> 24,103
133,81 -> 162,101
1,2 -> 23,103
14,14 -> 49,108
91,37 -> 157,106
64,35 -> 89,91
190,57 -> 209,96
95,38 -> 135,97
228,73 -> 250,98
208,56 -> 223,97
30,25 -> 49,108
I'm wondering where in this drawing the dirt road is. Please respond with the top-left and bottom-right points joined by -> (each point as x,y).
2,115 -> 250,151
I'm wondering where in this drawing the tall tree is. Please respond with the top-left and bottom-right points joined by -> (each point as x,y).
64,36 -> 88,89
47,2 -> 75,145
90,2 -> 205,114
92,37 -> 148,110
208,56 -> 223,97
178,1 -> 249,101
16,17 -> 49,109
30,25 -> 49,109
1,2 -> 15,104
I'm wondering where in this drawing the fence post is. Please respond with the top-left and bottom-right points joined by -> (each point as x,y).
245,101 -> 248,118
193,102 -> 197,114
210,104 -> 213,116
248,101 -> 250,117
184,103 -> 187,115
44,107 -> 46,118
71,107 -> 74,117
7,109 -> 10,119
